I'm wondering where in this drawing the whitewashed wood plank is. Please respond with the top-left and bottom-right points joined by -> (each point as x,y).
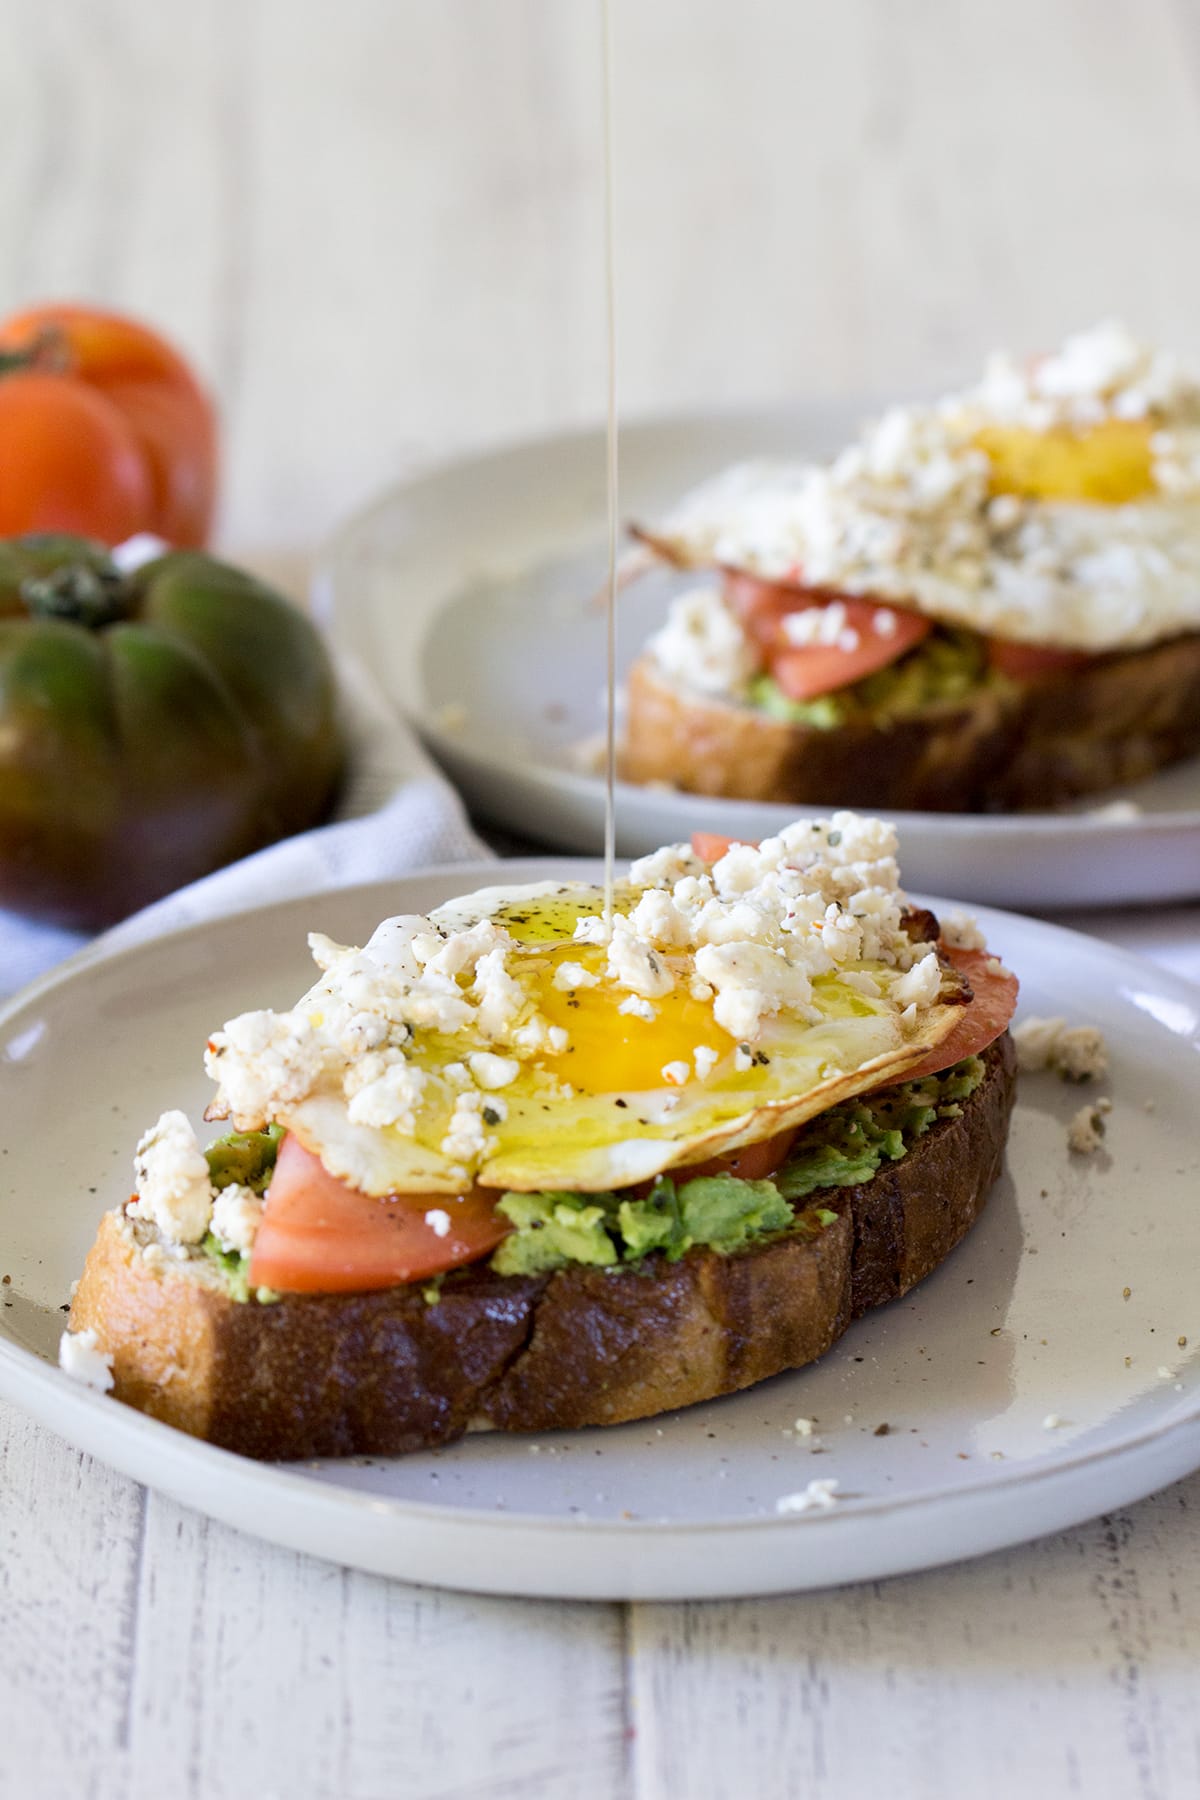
629,1471 -> 1200,1800
119,1490 -> 629,1800
0,1401 -> 144,1800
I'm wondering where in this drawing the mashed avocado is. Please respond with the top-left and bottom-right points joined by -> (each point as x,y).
199,1125 -> 283,1300
492,1057 -> 984,1276
749,629 -> 991,730
204,1124 -> 283,1194
197,1060 -> 985,1294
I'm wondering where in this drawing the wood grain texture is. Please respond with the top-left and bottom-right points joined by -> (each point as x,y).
0,1427 -> 630,1800
629,1475 -> 1200,1800
2,1 -> 1200,1794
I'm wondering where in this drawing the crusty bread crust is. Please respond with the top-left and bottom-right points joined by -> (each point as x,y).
621,636 -> 1200,811
69,1036 -> 1016,1461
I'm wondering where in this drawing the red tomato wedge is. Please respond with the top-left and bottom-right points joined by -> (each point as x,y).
988,638 -> 1093,682
723,571 -> 932,699
680,1128 -> 798,1183
723,571 -> 816,650
897,945 -> 1019,1083
691,831 -> 748,863
771,598 -> 932,700
248,1134 -> 510,1294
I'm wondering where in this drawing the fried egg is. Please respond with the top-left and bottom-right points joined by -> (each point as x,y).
261,874 -> 968,1198
637,328 -> 1200,655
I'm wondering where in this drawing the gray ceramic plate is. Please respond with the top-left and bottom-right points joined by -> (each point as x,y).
0,860 -> 1198,1600
316,408 -> 1200,908
2,864 -> 1200,1598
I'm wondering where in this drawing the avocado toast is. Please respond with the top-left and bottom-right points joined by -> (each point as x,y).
64,814 -> 1018,1459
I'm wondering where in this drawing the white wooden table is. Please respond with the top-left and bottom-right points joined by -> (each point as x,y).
3,2 -> 1200,1793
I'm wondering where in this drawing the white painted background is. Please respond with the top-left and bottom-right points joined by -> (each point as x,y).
3,0 -> 1200,554
2,2 -> 1200,1795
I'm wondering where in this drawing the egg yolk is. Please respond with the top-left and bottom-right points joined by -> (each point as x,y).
532,944 -> 735,1094
976,417 -> 1155,504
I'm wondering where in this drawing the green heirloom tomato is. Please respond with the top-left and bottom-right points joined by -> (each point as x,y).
0,535 -> 344,927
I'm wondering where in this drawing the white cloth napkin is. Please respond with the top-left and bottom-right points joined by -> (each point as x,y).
0,655 -> 491,1002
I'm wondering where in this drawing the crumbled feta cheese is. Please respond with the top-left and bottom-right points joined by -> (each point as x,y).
646,584 -> 758,697
694,942 -> 814,1040
205,1011 -> 327,1129
468,1052 -> 520,1090
776,1478 -> 840,1514
513,1016 -> 569,1055
793,1417 -> 816,1437
629,843 -> 704,886
424,1208 -> 452,1238
472,946 -> 526,1037
892,948 -> 942,1008
649,325 -> 1200,654
661,1060 -> 691,1087
618,996 -> 657,1022
210,1184 -> 265,1256
129,1110 -> 213,1245
1014,1016 -> 1109,1082
346,1058 -> 428,1132
552,961 -> 599,991
58,1327 -> 114,1393
421,918 -> 511,981
1067,1097 -> 1112,1155
734,1044 -> 755,1072
440,1090 -> 495,1164
572,915 -> 608,945
629,888 -> 692,949
941,908 -> 987,952
606,916 -> 675,999
693,1046 -> 720,1080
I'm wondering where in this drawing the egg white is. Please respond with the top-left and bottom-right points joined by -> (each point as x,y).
278,880 -> 966,1198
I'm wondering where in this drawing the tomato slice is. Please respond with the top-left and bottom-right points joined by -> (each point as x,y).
691,831 -> 749,863
770,598 -> 931,700
723,571 -> 932,699
897,945 -> 1019,1083
248,1134 -> 510,1294
987,638 -> 1093,682
723,571 -> 816,650
679,1128 -> 797,1183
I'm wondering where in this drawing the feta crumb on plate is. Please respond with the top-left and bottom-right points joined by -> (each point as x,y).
1014,1016 -> 1109,1081
1067,1097 -> 1113,1155
58,1327 -> 114,1393
776,1478 -> 840,1515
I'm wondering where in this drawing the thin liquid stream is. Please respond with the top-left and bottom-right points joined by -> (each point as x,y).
601,0 -> 618,938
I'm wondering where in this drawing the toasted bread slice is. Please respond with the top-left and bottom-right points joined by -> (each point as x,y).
68,1037 -> 1016,1461
622,635 -> 1200,811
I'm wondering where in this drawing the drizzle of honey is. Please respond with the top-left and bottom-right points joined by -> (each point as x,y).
601,0 -> 619,938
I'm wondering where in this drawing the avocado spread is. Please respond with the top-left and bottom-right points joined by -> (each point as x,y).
492,1057 -> 984,1276
198,1059 -> 985,1296
200,1125 -> 282,1302
749,629 -> 992,730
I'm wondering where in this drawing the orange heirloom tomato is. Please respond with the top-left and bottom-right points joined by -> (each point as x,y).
0,303 -> 217,546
